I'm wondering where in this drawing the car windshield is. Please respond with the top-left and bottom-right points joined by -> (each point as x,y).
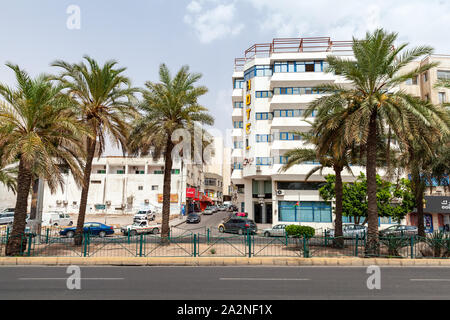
188,214 -> 198,217
137,211 -> 147,214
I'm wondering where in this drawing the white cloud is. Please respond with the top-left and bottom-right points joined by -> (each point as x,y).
184,0 -> 244,43
242,0 -> 450,52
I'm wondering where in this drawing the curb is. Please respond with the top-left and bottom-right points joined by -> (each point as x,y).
2,257 -> 450,266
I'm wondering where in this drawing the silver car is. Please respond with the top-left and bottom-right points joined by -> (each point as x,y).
0,209 -> 15,225
262,224 -> 287,237
326,224 -> 367,238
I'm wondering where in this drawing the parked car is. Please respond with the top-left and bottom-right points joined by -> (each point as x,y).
326,224 -> 367,238
218,218 -> 257,235
379,225 -> 418,237
227,205 -> 238,212
42,211 -> 73,227
134,209 -> 156,222
262,224 -> 287,237
186,213 -> 201,224
0,208 -> 15,225
121,220 -> 160,236
203,207 -> 214,215
234,212 -> 248,218
60,222 -> 114,238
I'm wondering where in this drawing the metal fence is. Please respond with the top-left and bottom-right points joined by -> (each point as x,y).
2,230 -> 450,259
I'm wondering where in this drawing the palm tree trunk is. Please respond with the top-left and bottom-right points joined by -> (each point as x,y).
333,165 -> 344,248
30,178 -> 39,220
6,158 -> 32,256
74,138 -> 96,245
161,138 -> 175,244
366,110 -> 379,255
385,126 -> 391,181
412,169 -> 426,237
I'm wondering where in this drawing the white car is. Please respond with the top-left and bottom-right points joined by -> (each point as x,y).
121,220 -> 160,236
41,211 -> 73,227
0,208 -> 15,225
262,224 -> 288,237
203,208 -> 214,215
134,210 -> 156,221
326,224 -> 367,238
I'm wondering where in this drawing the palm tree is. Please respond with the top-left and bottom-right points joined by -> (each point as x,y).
0,64 -> 88,255
307,29 -> 450,254
51,56 -> 138,245
128,64 -> 214,241
280,116 -> 356,247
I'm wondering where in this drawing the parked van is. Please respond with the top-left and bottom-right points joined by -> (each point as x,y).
42,211 -> 73,227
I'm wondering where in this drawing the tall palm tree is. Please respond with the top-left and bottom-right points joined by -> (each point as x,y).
128,64 -> 214,241
307,29 -> 450,254
280,116 -> 356,247
0,64 -> 88,255
51,56 -> 138,245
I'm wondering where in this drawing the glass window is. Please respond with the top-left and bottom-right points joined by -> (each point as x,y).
439,92 -> 446,104
437,70 -> 450,80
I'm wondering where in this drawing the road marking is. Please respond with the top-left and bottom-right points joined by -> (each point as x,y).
410,279 -> 450,282
220,278 -> 310,281
18,278 -> 124,281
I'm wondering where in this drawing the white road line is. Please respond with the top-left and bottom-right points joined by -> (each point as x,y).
220,278 -> 310,281
18,278 -> 124,281
410,279 -> 450,282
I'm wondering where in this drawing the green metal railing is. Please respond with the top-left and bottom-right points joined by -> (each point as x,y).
2,231 -> 450,259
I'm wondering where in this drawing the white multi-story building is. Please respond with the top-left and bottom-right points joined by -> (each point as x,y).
0,156 -> 204,215
231,37 -> 370,231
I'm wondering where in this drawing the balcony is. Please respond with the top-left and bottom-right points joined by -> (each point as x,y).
231,129 -> 243,137
270,94 -> 322,108
231,148 -> 243,158
232,108 -> 243,119
270,72 -> 336,87
270,117 -> 313,129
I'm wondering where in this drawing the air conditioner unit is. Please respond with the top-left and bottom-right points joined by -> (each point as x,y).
144,199 -> 149,204
106,200 -> 111,206
63,200 -> 68,205
56,200 -> 62,204
276,190 -> 284,196
256,166 -> 261,172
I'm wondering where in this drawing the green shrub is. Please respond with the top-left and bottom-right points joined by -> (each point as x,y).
285,225 -> 315,238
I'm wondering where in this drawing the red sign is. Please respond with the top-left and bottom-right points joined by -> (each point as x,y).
186,188 -> 196,198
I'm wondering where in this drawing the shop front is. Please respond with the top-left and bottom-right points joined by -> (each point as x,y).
409,196 -> 450,232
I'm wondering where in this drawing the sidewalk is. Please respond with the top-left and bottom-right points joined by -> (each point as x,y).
1,257 -> 450,266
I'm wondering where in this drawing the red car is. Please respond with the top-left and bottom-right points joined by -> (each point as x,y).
235,212 -> 248,218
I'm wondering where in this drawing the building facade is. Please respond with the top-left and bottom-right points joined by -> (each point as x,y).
400,54 -> 450,232
230,37 -> 373,232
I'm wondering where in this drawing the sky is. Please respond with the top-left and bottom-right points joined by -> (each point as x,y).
1,0 -> 450,154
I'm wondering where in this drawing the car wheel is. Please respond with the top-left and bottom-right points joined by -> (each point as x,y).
264,231 -> 270,237
130,230 -> 137,237
219,226 -> 225,233
69,221 -> 73,226
53,223 -> 58,226
152,228 -> 159,235
99,231 -> 106,238
66,231 -> 74,238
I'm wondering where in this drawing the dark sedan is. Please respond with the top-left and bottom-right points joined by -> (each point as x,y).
186,213 -> 201,224
60,222 -> 115,238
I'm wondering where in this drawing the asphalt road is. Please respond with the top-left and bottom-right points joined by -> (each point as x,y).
171,210 -> 232,236
1,266 -> 450,300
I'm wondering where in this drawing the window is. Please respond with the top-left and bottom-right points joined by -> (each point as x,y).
437,70 -> 450,80
256,157 -> 273,165
255,91 -> 273,98
255,112 -> 273,120
135,170 -> 145,174
273,109 -> 303,117
171,169 -> 180,174
278,201 -> 332,223
91,180 -> 101,184
277,132 -> 302,140
273,87 -> 322,95
152,185 -> 158,190
116,170 -> 125,174
305,62 -> 315,72
279,156 -> 289,164
138,186 -> 143,191
234,79 -> 244,89
244,65 -> 272,80
233,163 -> 243,170
277,181 -> 325,190
233,121 -> 243,129
405,76 -> 418,85
153,170 -> 163,174
233,141 -> 243,149
423,72 -> 428,82
439,92 -> 446,104
256,134 -> 272,142
273,61 -> 324,73
96,170 -> 106,174
233,101 -> 243,108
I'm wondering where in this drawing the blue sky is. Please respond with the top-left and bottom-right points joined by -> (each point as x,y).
1,0 -> 449,153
